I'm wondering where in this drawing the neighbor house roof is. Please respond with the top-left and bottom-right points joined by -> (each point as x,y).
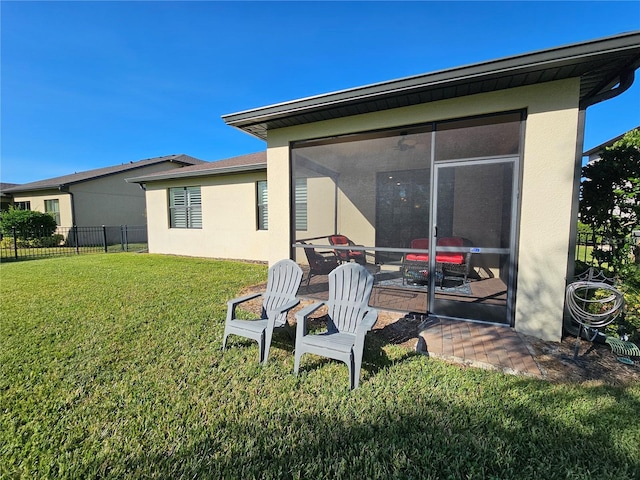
583,125 -> 639,157
223,31 -> 640,140
4,154 -> 206,193
126,151 -> 267,184
0,183 -> 20,197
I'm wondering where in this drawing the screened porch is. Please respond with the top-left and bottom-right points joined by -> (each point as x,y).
290,112 -> 522,325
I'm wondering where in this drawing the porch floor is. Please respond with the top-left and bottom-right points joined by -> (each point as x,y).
298,267 -> 543,377
416,317 -> 542,377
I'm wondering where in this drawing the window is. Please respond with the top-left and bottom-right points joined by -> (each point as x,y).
44,199 -> 60,225
295,178 -> 307,230
169,186 -> 202,228
15,201 -> 31,210
257,180 -> 268,230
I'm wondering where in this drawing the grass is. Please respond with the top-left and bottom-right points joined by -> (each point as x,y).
1,254 -> 639,479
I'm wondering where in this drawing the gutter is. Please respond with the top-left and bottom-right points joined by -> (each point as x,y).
580,67 -> 635,109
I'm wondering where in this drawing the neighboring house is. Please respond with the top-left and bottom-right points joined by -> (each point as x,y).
3,154 -> 206,227
0,183 -> 20,211
132,32 -> 640,343
127,152 -> 268,261
583,125 -> 639,164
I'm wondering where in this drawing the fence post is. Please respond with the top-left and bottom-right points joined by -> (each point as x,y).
102,225 -> 108,253
12,226 -> 18,260
74,225 -> 80,254
123,225 -> 129,252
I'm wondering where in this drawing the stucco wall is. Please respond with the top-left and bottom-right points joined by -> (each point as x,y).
266,78 -> 581,342
10,162 -> 192,227
72,162 -> 186,226
11,190 -> 73,226
144,171 -> 269,261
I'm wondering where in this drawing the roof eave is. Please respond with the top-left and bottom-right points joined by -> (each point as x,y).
5,156 -> 202,194
222,31 -> 640,140
126,163 -> 267,184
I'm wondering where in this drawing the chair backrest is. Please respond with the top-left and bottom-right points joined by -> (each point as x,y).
301,242 -> 321,267
262,259 -> 303,325
435,237 -> 466,264
302,243 -> 338,273
326,263 -> 374,334
329,235 -> 352,247
437,236 -> 464,248
411,238 -> 429,250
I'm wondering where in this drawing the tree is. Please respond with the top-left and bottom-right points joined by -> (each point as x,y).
580,128 -> 640,269
0,207 -> 58,241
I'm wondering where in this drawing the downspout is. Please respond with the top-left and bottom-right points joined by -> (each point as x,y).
579,68 -> 635,109
59,185 -> 76,226
567,108 -> 586,284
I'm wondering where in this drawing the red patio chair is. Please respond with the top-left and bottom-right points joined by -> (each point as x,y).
402,237 -> 472,285
328,234 -> 367,265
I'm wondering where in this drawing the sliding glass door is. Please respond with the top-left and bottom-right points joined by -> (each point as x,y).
430,157 -> 518,324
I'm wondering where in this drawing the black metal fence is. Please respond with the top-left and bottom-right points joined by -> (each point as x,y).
0,225 -> 147,261
575,232 -> 638,267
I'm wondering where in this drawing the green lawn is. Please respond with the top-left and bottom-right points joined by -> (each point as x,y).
1,254 -> 639,479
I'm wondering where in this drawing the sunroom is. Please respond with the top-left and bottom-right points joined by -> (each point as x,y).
223,32 -> 640,341
289,112 -> 521,326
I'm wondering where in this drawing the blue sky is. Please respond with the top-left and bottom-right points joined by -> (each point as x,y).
2,1 -> 639,184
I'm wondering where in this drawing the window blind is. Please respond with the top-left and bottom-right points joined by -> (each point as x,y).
295,178 -> 307,231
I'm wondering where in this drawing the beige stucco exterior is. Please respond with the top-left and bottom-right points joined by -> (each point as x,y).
265,78 -> 581,342
11,190 -> 74,226
144,171 -> 269,261
71,163 -> 176,226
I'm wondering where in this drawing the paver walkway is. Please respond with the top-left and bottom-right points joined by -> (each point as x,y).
417,316 -> 543,376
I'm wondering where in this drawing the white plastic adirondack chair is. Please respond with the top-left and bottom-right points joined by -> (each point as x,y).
294,262 -> 378,389
223,259 -> 303,365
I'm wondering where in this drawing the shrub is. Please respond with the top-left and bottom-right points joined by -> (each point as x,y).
0,207 -> 58,240
616,265 -> 640,343
580,128 -> 640,271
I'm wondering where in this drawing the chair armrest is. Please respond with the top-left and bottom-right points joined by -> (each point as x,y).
295,302 -> 325,337
353,309 -> 379,377
316,251 -> 339,262
268,298 -> 300,317
226,292 -> 262,322
228,292 -> 262,307
357,309 -> 379,334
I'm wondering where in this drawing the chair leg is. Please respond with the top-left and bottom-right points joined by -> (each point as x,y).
257,331 -> 265,364
263,328 -> 274,365
352,351 -> 362,390
348,353 -> 356,390
222,328 -> 229,351
294,351 -> 302,375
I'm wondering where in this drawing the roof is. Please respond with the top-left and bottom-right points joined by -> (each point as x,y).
126,151 -> 267,184
4,154 -> 206,193
583,125 -> 640,157
0,183 -> 20,198
223,31 -> 640,140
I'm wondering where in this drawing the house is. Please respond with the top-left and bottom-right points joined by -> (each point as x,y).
3,154 -> 206,227
127,152 -> 268,260
131,32 -> 640,342
0,183 -> 20,211
583,125 -> 639,164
